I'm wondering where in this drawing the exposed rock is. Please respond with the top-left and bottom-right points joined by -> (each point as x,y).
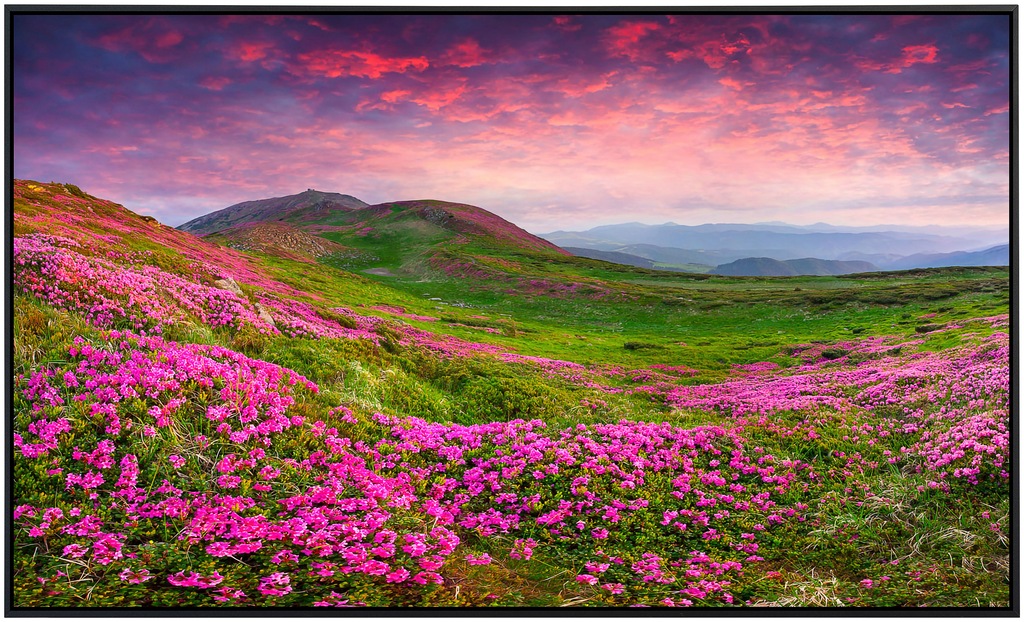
214,277 -> 245,296
255,303 -> 276,327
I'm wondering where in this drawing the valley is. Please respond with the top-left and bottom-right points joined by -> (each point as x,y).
11,180 -> 1011,609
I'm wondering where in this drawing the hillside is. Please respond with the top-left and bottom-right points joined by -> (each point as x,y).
11,179 -> 1012,610
325,199 -> 570,256
177,189 -> 369,236
712,257 -> 878,276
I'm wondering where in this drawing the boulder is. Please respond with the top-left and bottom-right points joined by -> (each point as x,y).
214,277 -> 244,296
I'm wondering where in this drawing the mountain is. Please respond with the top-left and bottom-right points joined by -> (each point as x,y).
609,243 -> 769,266
881,244 -> 1010,270
712,257 -> 878,277
179,192 -> 571,285
563,247 -> 657,269
11,178 -> 1013,609
356,200 -> 569,256
541,222 -> 1002,262
177,189 -> 369,236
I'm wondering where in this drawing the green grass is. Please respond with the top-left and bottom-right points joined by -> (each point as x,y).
11,184 -> 1011,608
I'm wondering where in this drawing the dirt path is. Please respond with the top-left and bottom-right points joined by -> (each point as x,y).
363,267 -> 396,277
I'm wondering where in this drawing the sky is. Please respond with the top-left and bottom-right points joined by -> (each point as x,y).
12,11 -> 1012,232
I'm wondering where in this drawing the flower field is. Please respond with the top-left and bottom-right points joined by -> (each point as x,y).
10,181 -> 1012,609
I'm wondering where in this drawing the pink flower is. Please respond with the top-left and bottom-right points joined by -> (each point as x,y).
118,568 -> 153,584
62,544 -> 88,558
258,572 -> 292,597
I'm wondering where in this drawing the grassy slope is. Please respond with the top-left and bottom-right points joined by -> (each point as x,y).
11,180 -> 1011,609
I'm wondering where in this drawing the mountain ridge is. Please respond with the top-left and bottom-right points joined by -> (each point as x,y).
178,189 -> 370,236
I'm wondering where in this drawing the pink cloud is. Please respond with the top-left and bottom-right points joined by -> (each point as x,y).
552,16 -> 581,32
93,19 -> 186,63
901,43 -> 939,65
856,42 -> 940,74
605,21 -> 662,61
381,89 -> 411,103
84,145 -> 139,157
549,72 -> 616,98
228,41 -> 276,62
411,85 -> 466,111
441,38 -> 491,68
293,49 -> 429,79
199,76 -> 232,91
718,77 -> 748,91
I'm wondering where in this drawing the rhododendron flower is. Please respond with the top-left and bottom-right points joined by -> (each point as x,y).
167,571 -> 223,588
62,544 -> 88,558
118,568 -> 153,584
258,572 -> 292,596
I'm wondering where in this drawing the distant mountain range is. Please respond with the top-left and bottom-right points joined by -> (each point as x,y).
563,247 -> 661,270
882,244 -> 1010,270
545,221 -> 1009,275
712,257 -> 878,277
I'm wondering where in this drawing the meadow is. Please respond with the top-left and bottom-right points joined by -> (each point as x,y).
10,180 -> 1011,609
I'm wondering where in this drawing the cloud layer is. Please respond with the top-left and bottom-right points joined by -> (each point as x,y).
12,13 -> 1011,231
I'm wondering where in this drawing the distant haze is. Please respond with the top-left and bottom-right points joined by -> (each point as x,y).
13,13 -> 1011,231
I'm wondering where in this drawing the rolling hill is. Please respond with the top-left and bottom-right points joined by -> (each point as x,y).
178,189 -> 369,236
11,179 -> 1012,609
180,194 -> 579,295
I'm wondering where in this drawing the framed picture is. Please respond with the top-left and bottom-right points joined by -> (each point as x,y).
8,6 -> 1015,613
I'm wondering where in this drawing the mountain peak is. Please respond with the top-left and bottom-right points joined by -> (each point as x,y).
178,189 -> 369,236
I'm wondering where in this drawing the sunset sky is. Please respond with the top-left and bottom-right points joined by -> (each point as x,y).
12,12 -> 1012,232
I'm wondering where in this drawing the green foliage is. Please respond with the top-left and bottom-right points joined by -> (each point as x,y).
11,186 -> 1012,609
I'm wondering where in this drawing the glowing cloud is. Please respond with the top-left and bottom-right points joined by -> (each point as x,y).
11,12 -> 1011,232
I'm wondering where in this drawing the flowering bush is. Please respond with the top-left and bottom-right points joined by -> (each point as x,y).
11,181 -> 1011,608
